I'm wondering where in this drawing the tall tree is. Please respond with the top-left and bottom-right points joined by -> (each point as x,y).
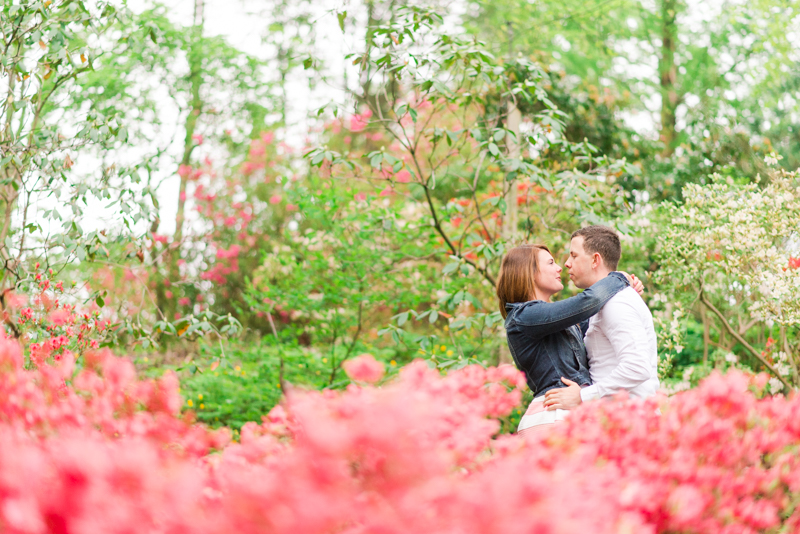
0,0 -> 148,286
466,0 -> 800,195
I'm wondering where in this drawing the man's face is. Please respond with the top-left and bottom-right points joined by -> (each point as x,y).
565,236 -> 595,289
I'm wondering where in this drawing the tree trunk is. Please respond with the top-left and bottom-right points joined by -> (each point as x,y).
159,0 -> 204,316
702,303 -> 709,364
360,0 -> 377,100
658,0 -> 679,157
504,102 -> 520,243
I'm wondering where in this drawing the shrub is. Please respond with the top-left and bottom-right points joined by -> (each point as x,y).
0,335 -> 799,533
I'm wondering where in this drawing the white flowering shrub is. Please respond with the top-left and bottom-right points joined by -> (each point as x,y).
657,168 -> 800,388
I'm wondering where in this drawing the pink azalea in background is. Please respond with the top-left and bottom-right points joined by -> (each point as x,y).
249,140 -> 266,158
269,195 -> 282,204
354,192 -> 367,202
178,297 -> 191,306
5,292 -> 26,308
349,109 -> 373,132
178,164 -> 192,178
342,354 -> 385,383
379,186 -> 393,197
286,204 -> 298,211
48,309 -> 71,326
395,169 -> 412,183
192,133 -> 204,145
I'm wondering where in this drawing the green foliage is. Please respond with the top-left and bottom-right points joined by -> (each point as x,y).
171,339 -> 407,430
0,0 -> 153,283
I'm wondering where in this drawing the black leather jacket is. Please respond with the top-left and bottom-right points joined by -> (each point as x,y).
503,272 -> 630,398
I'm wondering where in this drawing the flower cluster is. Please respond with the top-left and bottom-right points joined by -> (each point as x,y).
0,332 -> 799,533
659,171 -> 800,324
657,169 -> 800,380
9,266 -> 109,365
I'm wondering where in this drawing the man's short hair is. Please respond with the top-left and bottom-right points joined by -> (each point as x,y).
571,225 -> 621,271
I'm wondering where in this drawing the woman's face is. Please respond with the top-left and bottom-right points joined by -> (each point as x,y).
534,249 -> 564,298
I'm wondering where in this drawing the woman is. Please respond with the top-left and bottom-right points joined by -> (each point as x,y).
497,244 -> 639,434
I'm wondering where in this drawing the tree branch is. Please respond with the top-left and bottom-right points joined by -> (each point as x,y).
700,292 -> 792,391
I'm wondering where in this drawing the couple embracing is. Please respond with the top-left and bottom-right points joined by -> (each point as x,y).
497,225 -> 658,435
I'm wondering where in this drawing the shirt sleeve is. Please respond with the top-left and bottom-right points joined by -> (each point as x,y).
580,295 -> 652,402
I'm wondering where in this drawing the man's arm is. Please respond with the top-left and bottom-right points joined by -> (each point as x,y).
512,272 -> 629,340
543,296 -> 652,410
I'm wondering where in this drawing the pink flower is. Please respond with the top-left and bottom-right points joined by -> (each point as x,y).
151,233 -> 168,245
192,133 -> 204,145
5,292 -> 26,309
178,164 -> 192,178
395,169 -> 412,183
49,309 -> 71,326
269,195 -> 282,204
379,186 -> 393,197
178,298 -> 191,306
343,354 -> 385,383
349,109 -> 372,132
354,192 -> 367,202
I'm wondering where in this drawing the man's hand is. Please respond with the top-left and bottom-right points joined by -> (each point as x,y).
543,377 -> 582,411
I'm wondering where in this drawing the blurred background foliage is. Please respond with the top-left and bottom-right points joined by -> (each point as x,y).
1,0 -> 799,431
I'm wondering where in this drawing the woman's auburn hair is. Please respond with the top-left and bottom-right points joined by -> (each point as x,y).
496,244 -> 551,318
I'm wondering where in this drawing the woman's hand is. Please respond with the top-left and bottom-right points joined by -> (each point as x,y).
631,274 -> 644,296
617,271 -> 645,296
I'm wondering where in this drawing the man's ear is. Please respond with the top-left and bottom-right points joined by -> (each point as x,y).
592,252 -> 603,269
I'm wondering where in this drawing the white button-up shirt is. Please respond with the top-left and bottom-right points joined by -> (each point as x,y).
580,286 -> 659,402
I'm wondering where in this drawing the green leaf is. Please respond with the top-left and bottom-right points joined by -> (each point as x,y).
488,143 -> 500,156
337,11 -> 347,32
303,57 -> 313,70
396,311 -> 409,327
442,261 -> 460,274
429,310 -> 438,323
95,295 -> 105,307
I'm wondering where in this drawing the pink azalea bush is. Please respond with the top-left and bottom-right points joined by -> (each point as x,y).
0,335 -> 799,533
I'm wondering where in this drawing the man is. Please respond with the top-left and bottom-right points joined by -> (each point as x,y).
543,225 -> 658,411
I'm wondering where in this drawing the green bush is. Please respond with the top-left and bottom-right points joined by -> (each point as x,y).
171,340 -> 409,430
